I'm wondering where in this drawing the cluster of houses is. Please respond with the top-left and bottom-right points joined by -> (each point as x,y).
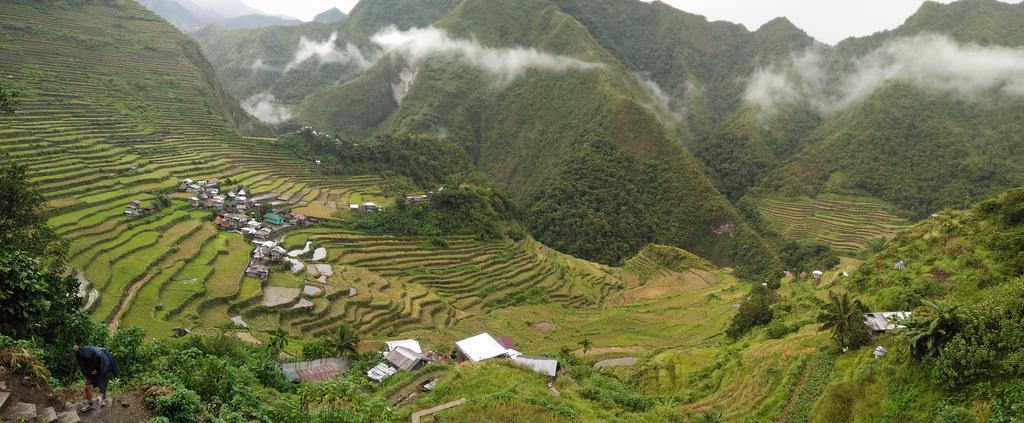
279,331 -> 561,386
181,178 -> 257,214
124,200 -> 156,217
244,240 -> 287,280
365,333 -> 559,385
346,193 -> 432,213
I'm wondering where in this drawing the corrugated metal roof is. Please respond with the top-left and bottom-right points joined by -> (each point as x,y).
510,356 -> 558,377
863,312 -> 911,332
386,346 -> 426,371
281,358 -> 348,383
367,362 -> 397,382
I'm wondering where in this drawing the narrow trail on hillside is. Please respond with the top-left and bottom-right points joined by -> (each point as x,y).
387,371 -> 445,407
107,274 -> 154,334
776,358 -> 812,423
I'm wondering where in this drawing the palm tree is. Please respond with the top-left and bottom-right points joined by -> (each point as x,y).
268,328 -> 289,354
905,300 -> 961,359
578,338 -> 592,355
817,292 -> 870,349
327,322 -> 360,359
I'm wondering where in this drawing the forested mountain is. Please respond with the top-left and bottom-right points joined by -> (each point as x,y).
194,0 -> 782,277
313,7 -> 347,24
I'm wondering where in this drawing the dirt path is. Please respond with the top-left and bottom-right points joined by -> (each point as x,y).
594,357 -> 639,368
107,273 -> 154,334
386,371 -> 445,407
776,359 -> 813,422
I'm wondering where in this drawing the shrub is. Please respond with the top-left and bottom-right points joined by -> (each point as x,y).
154,388 -> 202,423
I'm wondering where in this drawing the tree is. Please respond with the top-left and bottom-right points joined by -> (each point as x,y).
156,193 -> 172,209
326,323 -> 360,359
268,329 -> 289,355
726,286 -> 775,338
904,300 -> 961,359
578,338 -> 592,355
0,248 -> 80,339
303,338 -> 334,360
0,156 -> 66,264
0,84 -> 17,115
817,292 -> 871,349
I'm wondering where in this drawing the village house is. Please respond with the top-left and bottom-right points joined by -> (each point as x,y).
361,202 -> 379,212
385,339 -> 422,353
189,196 -> 201,207
863,311 -> 912,333
264,212 -> 285,225
282,358 -> 348,383
385,347 -> 428,372
509,355 -> 559,382
255,227 -> 273,241
222,213 -> 248,230
349,204 -> 360,212
405,194 -> 430,203
179,179 -> 194,191
244,264 -> 268,280
455,333 -> 513,363
287,213 -> 308,226
270,246 -> 286,262
124,200 -> 142,217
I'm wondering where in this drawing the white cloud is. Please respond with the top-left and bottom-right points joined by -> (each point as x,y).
745,34 -> 1024,118
370,26 -> 602,86
285,32 -> 374,72
242,93 -> 292,125
634,73 -> 685,123
250,58 -> 277,72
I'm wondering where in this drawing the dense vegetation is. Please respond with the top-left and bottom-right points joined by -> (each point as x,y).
284,128 -> 473,189
352,179 -> 525,240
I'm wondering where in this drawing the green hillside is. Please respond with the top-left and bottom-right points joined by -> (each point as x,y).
293,0 -> 781,278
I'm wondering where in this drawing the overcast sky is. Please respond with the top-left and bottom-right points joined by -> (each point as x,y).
239,0 -> 1022,45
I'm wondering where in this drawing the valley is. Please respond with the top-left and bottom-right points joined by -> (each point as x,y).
1,0 -> 1024,422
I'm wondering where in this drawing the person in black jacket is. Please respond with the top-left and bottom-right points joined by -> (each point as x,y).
73,343 -> 120,413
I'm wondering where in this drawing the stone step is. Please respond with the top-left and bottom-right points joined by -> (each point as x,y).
1,402 -> 37,422
36,406 -> 57,423
0,380 -> 7,390
0,391 -> 9,410
56,411 -> 80,423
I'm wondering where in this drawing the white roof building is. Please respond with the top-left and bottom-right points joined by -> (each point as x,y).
384,339 -> 422,354
455,333 -> 509,362
510,356 -> 558,377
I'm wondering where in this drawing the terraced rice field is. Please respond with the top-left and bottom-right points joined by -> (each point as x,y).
0,1 -> 738,347
223,230 -> 625,338
757,195 -> 910,253
0,2 -> 384,337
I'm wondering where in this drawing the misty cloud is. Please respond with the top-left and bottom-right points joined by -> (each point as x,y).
370,26 -> 602,86
242,93 -> 292,125
250,58 -> 277,73
635,73 -> 686,123
745,34 -> 1024,119
285,32 -> 374,72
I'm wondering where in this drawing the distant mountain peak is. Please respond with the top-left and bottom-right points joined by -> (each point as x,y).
313,7 -> 347,24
